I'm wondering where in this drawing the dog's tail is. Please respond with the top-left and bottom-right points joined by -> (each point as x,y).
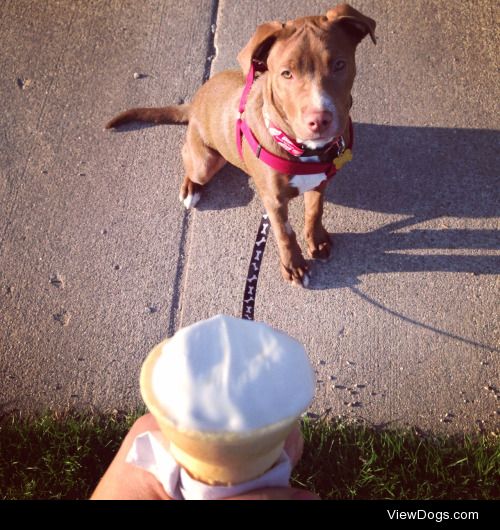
105,104 -> 191,129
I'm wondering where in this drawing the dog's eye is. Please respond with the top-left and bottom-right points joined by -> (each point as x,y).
281,70 -> 293,79
333,60 -> 346,72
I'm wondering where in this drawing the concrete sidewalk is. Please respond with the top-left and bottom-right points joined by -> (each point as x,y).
1,1 -> 499,433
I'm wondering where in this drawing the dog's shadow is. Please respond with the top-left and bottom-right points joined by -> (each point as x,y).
306,123 -> 500,289
200,123 -> 499,286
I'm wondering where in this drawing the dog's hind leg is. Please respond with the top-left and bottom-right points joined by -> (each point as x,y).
179,124 -> 226,209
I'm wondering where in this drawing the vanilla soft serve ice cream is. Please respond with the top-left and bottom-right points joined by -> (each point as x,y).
140,314 -> 315,485
149,314 -> 315,432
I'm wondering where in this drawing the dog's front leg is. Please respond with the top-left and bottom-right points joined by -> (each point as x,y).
304,182 -> 332,261
263,197 -> 310,287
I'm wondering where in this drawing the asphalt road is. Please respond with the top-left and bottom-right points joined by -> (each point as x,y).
1,0 -> 499,433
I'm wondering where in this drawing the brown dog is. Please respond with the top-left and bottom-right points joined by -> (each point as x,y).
107,4 -> 376,286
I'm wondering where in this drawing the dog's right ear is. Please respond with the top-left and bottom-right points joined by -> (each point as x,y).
237,21 -> 283,74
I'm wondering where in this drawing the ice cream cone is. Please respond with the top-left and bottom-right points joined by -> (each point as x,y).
139,315 -> 315,486
141,338 -> 297,485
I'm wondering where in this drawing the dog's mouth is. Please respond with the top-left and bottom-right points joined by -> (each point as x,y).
294,120 -> 347,149
296,135 -> 337,150
293,108 -> 350,148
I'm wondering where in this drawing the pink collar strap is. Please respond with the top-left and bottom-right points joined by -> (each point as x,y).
265,121 -> 305,157
236,61 -> 353,178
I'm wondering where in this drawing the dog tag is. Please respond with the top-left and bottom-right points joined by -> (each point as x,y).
333,148 -> 353,170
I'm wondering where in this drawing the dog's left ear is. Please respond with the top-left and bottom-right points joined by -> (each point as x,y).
326,4 -> 377,45
238,21 -> 284,74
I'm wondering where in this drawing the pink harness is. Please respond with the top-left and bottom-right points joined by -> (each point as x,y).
236,60 -> 353,178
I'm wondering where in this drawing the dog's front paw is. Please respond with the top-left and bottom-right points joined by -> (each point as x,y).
280,258 -> 310,288
306,229 -> 332,261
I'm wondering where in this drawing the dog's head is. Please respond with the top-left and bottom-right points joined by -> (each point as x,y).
238,4 -> 376,149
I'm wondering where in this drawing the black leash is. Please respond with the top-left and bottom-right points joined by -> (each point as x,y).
241,214 -> 270,320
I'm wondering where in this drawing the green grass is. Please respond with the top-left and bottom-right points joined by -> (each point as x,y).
293,418 -> 500,499
0,410 -> 139,500
1,411 -> 499,499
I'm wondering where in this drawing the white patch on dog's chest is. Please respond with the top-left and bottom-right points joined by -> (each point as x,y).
289,156 -> 327,194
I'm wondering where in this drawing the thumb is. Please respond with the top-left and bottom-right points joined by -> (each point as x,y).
225,487 -> 320,500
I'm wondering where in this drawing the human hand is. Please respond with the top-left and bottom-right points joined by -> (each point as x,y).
91,414 -> 319,500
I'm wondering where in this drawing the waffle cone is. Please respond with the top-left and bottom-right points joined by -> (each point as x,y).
140,339 -> 297,485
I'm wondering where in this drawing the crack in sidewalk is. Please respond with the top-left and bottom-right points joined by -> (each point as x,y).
167,0 -> 220,336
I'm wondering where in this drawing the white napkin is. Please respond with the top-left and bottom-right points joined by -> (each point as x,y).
126,430 -> 292,500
